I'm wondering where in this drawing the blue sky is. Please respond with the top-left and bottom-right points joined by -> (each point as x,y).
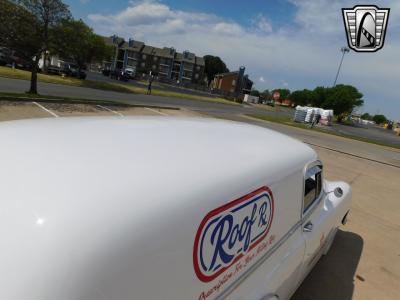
64,0 -> 400,120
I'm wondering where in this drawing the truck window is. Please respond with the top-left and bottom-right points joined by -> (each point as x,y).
303,165 -> 322,213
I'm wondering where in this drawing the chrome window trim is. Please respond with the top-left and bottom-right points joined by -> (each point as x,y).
301,160 -> 324,218
216,161 -> 325,300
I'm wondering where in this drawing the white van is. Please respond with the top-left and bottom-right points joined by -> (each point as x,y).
0,117 -> 351,300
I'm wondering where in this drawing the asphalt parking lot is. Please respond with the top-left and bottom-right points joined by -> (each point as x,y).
1,76 -> 398,148
0,100 -> 201,121
1,101 -> 399,300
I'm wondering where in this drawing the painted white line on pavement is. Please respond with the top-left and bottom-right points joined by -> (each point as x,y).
32,101 -> 59,118
145,107 -> 168,116
97,105 -> 124,117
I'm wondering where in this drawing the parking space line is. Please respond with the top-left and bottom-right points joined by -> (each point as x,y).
97,105 -> 124,117
145,107 -> 168,116
32,102 -> 59,118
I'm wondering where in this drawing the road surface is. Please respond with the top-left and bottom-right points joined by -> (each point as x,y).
0,76 -> 399,152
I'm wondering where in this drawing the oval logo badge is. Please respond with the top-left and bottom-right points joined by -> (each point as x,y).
193,187 -> 274,282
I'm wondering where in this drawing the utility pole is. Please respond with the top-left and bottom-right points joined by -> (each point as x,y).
333,47 -> 350,86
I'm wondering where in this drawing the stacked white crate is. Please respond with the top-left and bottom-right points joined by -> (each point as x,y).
294,106 -> 334,125
294,106 -> 308,123
320,109 -> 333,125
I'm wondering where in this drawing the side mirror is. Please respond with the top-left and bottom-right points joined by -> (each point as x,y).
334,187 -> 343,198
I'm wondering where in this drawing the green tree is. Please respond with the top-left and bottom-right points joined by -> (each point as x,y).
260,89 -> 271,100
250,89 -> 260,97
0,0 -> 70,94
50,19 -> 112,71
372,114 -> 388,125
203,55 -> 229,85
273,88 -> 291,100
0,0 -> 43,93
17,0 -> 71,73
289,89 -> 314,106
361,112 -> 373,120
322,84 -> 363,122
312,86 -> 327,107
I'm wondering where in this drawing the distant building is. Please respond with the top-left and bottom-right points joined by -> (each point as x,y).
212,66 -> 253,95
103,35 -> 205,84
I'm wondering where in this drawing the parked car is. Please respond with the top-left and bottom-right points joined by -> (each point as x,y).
101,68 -> 111,76
0,117 -> 351,300
124,67 -> 136,79
0,52 -> 7,66
110,69 -> 129,81
46,65 -> 61,75
61,63 -> 86,79
0,47 -> 7,65
0,47 -> 12,66
264,99 -> 275,106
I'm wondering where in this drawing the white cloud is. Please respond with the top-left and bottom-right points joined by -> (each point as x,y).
213,22 -> 244,35
253,15 -> 273,33
87,0 -> 400,118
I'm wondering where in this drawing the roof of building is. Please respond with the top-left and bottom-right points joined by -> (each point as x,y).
121,40 -> 145,52
103,36 -> 125,47
103,34 -> 207,68
174,52 -> 183,62
182,51 -> 196,63
195,56 -> 205,66
141,45 -> 154,55
157,47 -> 176,59
152,47 -> 165,57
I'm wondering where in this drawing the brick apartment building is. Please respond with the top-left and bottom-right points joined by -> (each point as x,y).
103,35 -> 205,84
212,67 -> 253,95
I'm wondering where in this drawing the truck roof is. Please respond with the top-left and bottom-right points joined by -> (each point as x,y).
0,117 -> 317,299
0,117 -> 317,188
0,116 -> 316,172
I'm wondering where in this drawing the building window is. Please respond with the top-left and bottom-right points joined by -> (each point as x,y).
232,79 -> 236,86
142,54 -> 146,59
127,59 -> 137,67
196,65 -> 200,71
127,50 -> 136,58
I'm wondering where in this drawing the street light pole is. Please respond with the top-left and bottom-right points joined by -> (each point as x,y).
333,47 -> 350,86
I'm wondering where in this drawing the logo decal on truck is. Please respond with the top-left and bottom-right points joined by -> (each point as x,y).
193,186 -> 274,282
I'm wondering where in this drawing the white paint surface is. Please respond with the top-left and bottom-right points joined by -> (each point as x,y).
0,117 -> 351,300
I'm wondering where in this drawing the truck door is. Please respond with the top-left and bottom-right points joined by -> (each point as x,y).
300,163 -> 332,277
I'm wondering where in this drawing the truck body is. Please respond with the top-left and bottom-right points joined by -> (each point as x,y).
0,117 -> 351,300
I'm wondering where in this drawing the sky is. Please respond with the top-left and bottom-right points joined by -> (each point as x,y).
64,0 -> 400,120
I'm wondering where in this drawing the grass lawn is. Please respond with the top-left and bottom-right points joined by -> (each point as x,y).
246,113 -> 400,150
0,66 -> 237,105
